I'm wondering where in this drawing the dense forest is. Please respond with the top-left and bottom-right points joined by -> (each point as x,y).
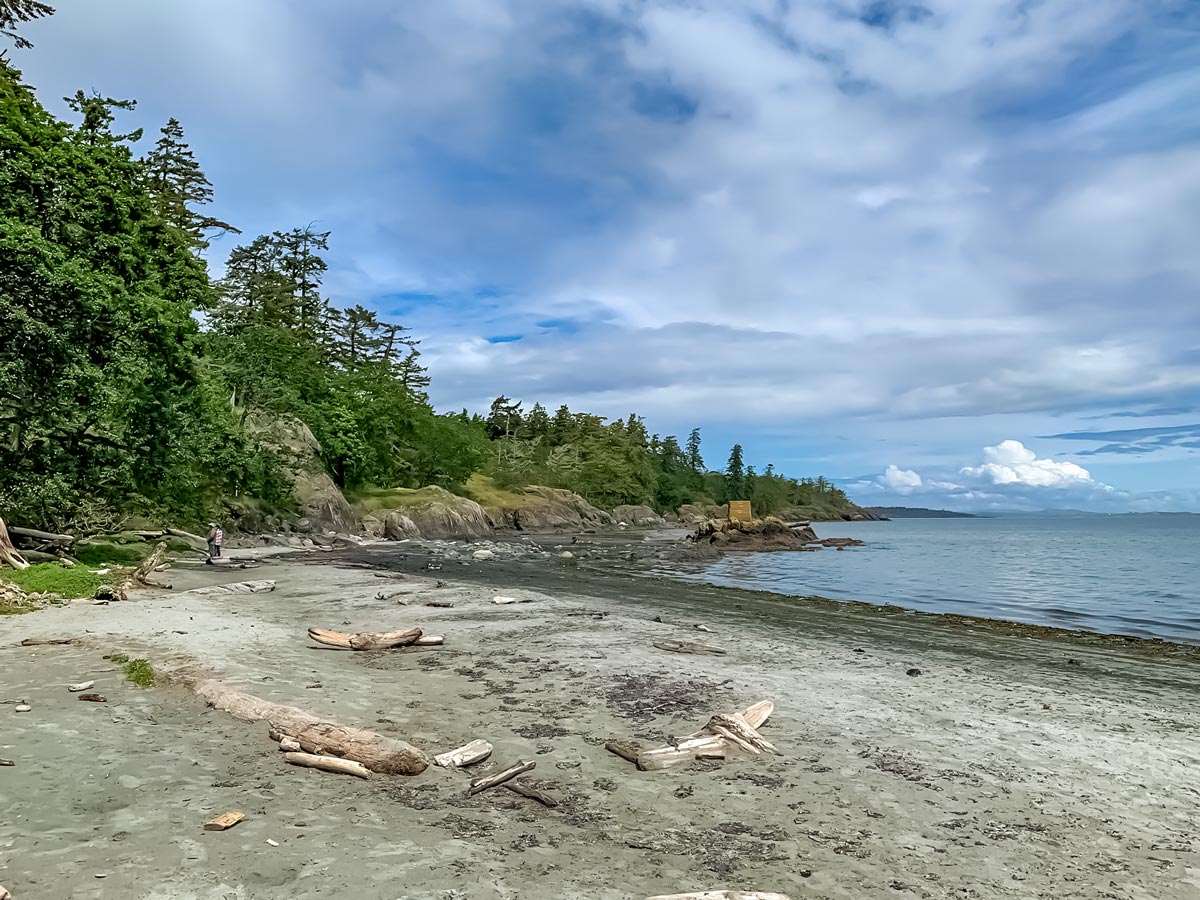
0,9 -> 855,531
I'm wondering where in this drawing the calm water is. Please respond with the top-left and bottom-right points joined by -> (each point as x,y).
685,516 -> 1200,643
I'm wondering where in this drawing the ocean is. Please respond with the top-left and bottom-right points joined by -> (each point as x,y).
684,515 -> 1200,643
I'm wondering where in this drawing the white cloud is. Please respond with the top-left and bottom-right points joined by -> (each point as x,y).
879,465 -> 923,494
960,440 -> 1095,488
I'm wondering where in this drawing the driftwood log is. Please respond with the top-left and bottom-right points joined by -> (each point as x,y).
467,760 -> 535,796
0,882 -> 12,900
114,541 -> 169,599
653,640 -> 727,656
434,739 -> 493,768
284,751 -> 371,779
307,626 -> 423,651
0,519 -> 29,570
204,811 -> 245,832
193,680 -> 429,775
9,526 -> 74,545
706,713 -> 780,755
609,701 -> 775,771
504,779 -> 558,808
19,638 -> 76,647
646,893 -> 792,900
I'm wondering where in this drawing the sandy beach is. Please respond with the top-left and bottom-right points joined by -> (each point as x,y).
2,538 -> 1199,900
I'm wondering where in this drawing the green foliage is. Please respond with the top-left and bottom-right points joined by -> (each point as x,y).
0,62 -> 282,530
3,562 -> 105,597
107,652 -> 155,687
1,1 -> 54,49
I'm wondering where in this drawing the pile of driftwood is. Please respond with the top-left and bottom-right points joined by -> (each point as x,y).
606,700 -> 779,771
433,739 -> 557,807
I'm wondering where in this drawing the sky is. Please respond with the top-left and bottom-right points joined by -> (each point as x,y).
13,0 -> 1200,512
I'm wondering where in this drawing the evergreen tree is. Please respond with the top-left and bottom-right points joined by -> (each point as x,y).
143,117 -> 238,250
1,0 -> 53,49
274,225 -> 329,332
523,402 -> 551,440
724,444 -> 747,501
63,89 -> 141,144
686,427 -> 704,471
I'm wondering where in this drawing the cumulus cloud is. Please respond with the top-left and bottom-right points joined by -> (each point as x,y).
960,440 -> 1095,488
879,465 -> 923,494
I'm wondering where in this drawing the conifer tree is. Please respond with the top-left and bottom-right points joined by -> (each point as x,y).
1,0 -> 53,49
143,117 -> 238,250
63,89 -> 142,144
686,427 -> 704,471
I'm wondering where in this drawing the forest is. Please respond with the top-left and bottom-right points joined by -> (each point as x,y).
0,13 -> 854,532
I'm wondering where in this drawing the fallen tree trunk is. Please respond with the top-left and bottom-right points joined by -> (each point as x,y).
9,526 -> 75,545
307,626 -> 423,651
645,893 -> 792,900
193,680 -> 429,775
19,638 -> 76,646
467,760 -> 535,796
167,527 -> 208,549
284,751 -> 371,779
114,541 -> 168,600
178,580 -> 276,597
0,519 -> 29,570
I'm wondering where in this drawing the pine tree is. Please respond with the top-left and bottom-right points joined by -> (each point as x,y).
274,226 -> 330,332
143,117 -> 238,250
686,427 -> 704,471
212,234 -> 292,330
725,444 -> 746,501
523,403 -> 551,440
336,304 -> 383,367
1,0 -> 54,49
63,89 -> 142,144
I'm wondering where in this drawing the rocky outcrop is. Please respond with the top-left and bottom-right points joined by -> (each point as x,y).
486,486 -> 615,532
251,418 -> 356,533
358,486 -> 494,541
678,503 -> 727,525
382,512 -> 420,541
687,517 -> 864,553
612,504 -> 667,528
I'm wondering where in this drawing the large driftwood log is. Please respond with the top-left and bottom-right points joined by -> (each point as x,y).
645,893 -> 792,900
434,739 -> 493,768
167,527 -> 208,549
20,638 -> 76,647
179,580 -> 276,597
605,740 -> 645,765
0,519 -> 29,570
114,541 -> 168,599
467,760 -> 535,796
284,751 -> 371,779
0,881 -> 12,900
9,526 -> 75,545
307,626 -> 423,651
193,680 -> 429,775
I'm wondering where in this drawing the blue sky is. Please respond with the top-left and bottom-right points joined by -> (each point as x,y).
15,1 -> 1200,511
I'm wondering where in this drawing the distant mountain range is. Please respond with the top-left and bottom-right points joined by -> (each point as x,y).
864,507 -> 977,519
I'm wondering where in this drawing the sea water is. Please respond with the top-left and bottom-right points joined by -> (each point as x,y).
687,515 -> 1200,643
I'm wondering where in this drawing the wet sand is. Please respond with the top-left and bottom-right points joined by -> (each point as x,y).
2,538 -> 1199,899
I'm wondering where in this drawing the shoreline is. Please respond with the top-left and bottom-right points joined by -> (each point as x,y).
2,539 -> 1199,898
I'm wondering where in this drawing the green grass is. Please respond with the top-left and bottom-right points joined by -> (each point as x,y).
3,563 -> 106,598
73,540 -> 151,566
106,653 -> 156,687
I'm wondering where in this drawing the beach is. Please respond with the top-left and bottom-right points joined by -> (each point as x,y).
2,538 -> 1199,899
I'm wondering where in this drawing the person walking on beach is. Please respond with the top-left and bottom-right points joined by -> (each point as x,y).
206,522 -> 223,564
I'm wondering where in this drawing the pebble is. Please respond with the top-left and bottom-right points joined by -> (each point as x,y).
906,668 -> 922,677
14,705 -> 31,713
266,839 -> 279,847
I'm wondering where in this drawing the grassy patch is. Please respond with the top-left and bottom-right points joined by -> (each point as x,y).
73,540 -> 152,566
107,652 -> 155,687
4,563 -> 106,598
461,474 -> 528,509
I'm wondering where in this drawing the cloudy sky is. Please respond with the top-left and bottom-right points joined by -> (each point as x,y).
16,1 -> 1200,511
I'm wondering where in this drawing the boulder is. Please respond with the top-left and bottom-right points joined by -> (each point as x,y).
686,516 -> 859,553
382,513 -> 420,541
611,505 -> 666,528
678,503 -> 726,525
355,486 -> 494,541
